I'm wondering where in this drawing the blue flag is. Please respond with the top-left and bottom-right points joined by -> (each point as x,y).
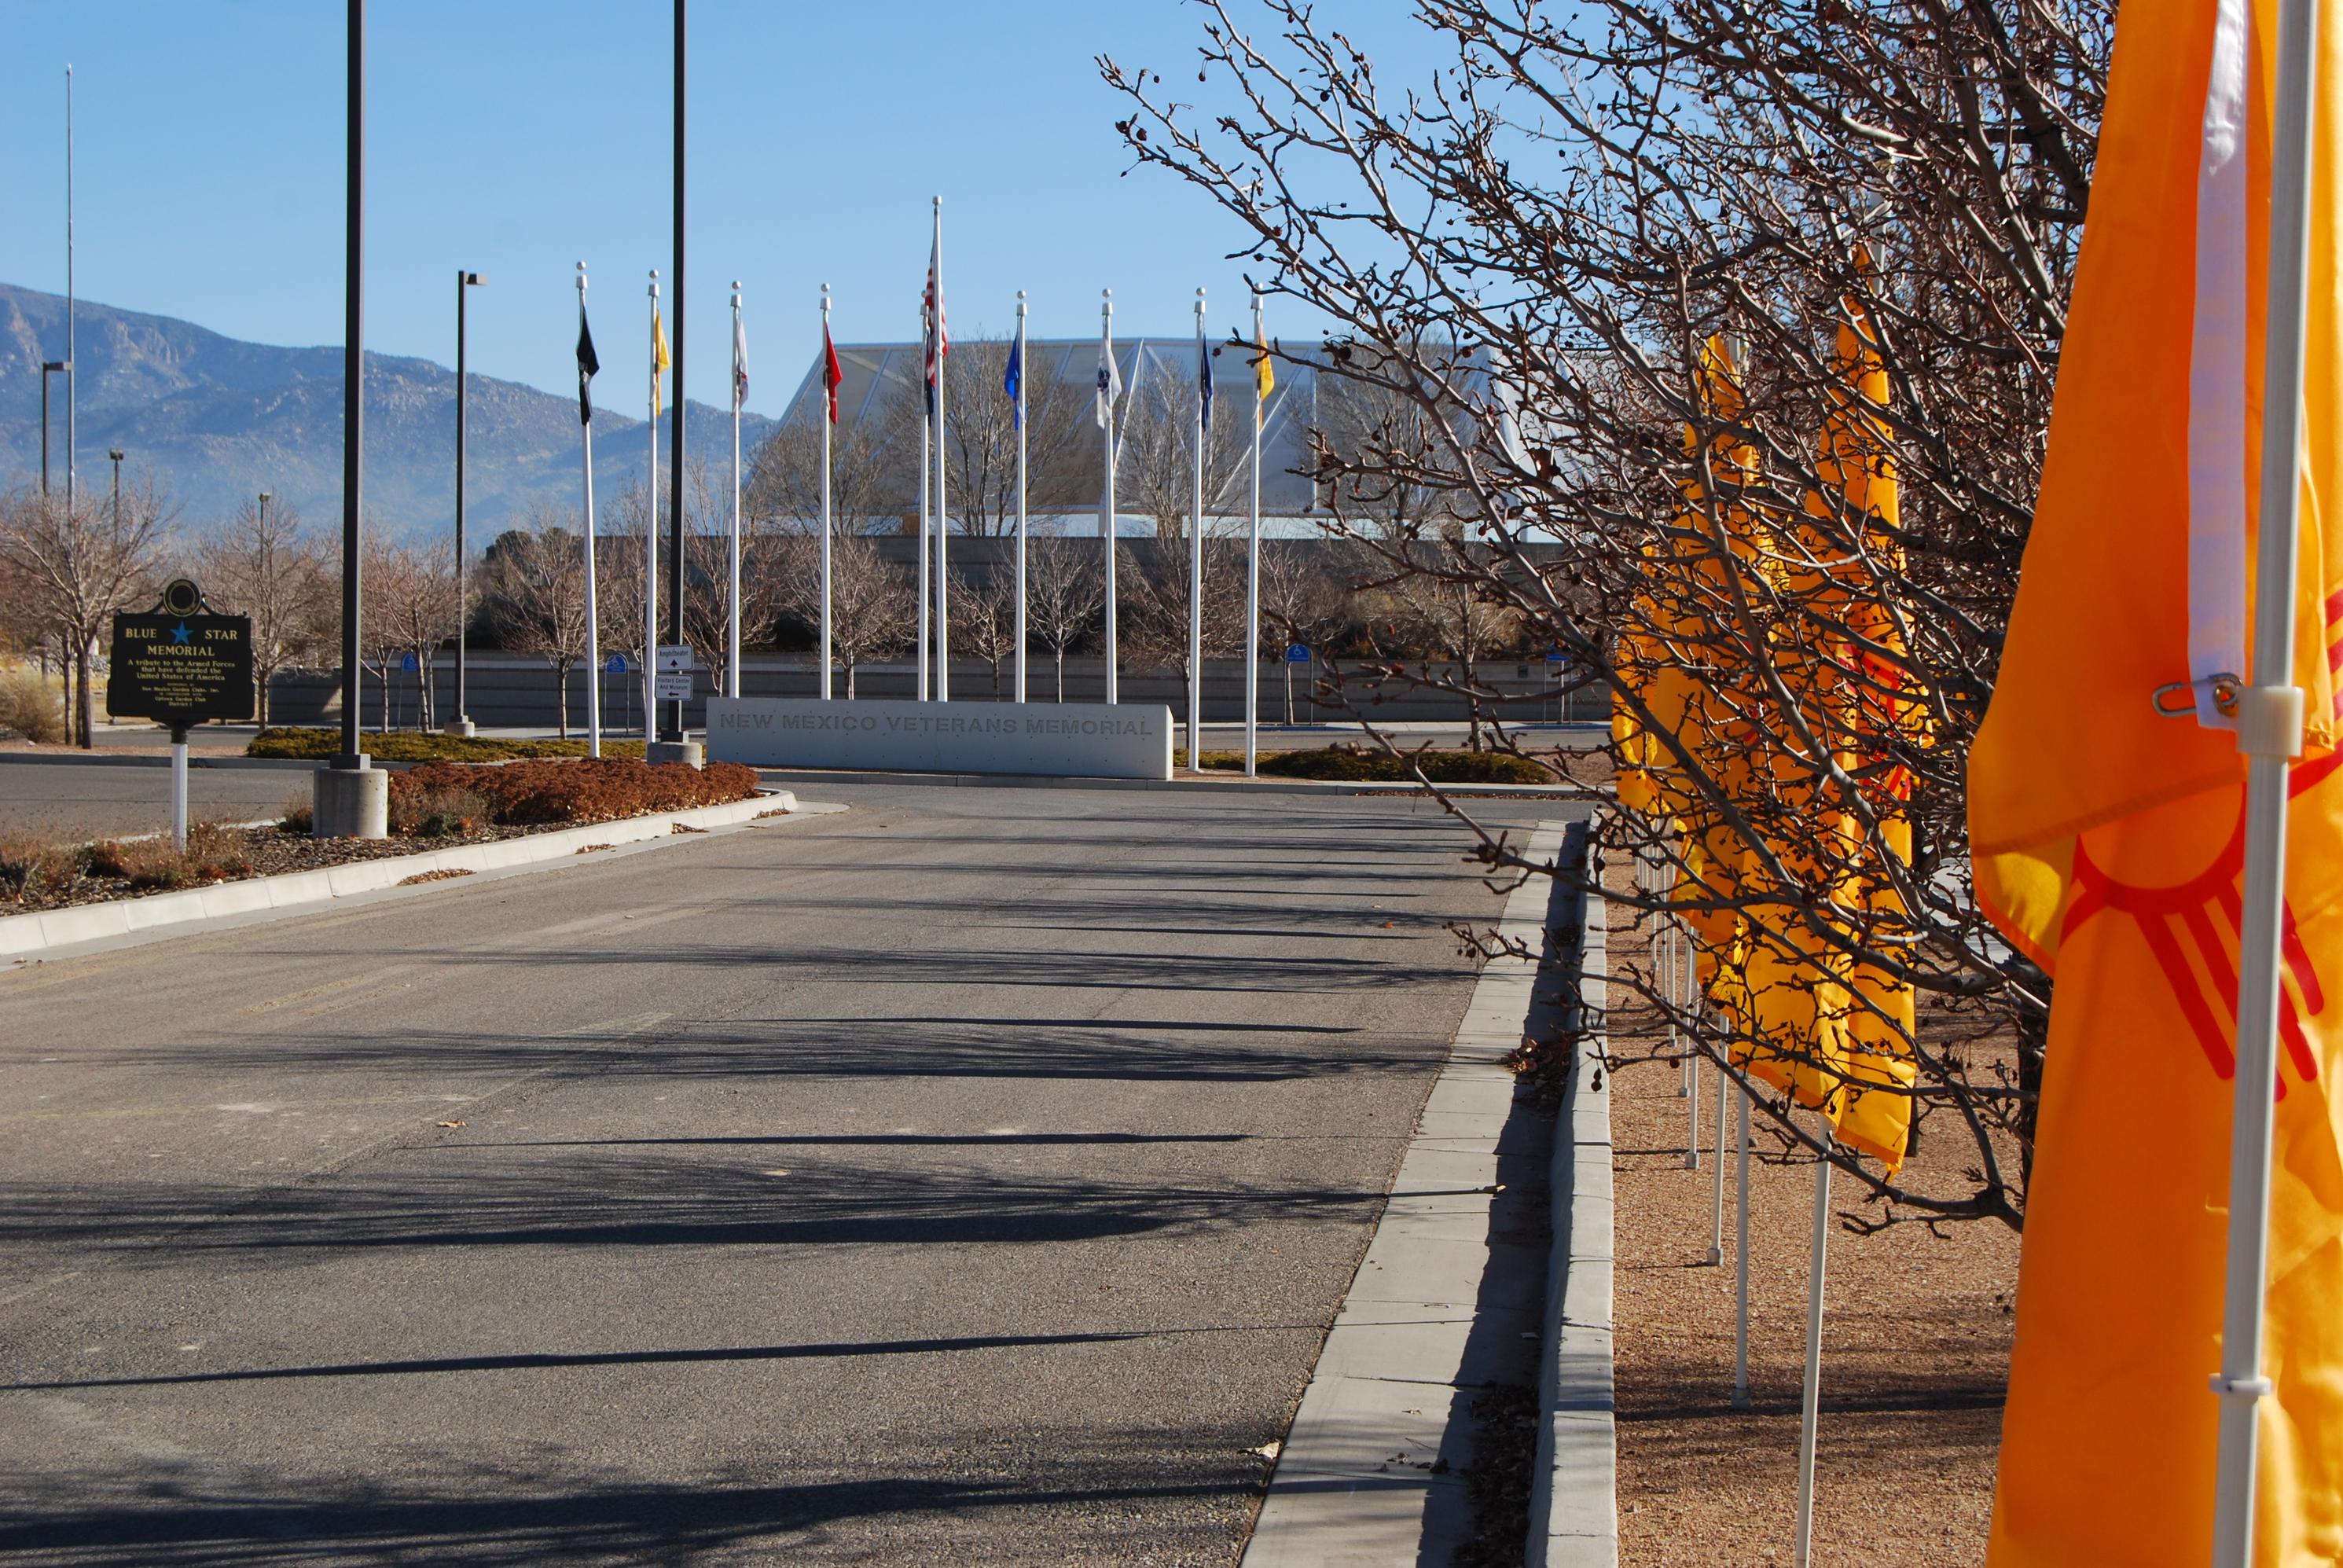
1004,332 -> 1023,429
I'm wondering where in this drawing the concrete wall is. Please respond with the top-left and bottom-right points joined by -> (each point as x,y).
264,654 -> 1607,733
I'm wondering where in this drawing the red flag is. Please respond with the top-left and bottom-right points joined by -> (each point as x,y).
923,231 -> 948,411
823,326 -> 843,425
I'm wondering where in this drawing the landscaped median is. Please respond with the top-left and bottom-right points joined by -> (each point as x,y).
0,756 -> 796,960
247,726 -> 649,763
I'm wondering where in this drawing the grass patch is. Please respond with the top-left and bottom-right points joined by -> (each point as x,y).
0,665 -> 68,744
1183,744 -> 1554,784
249,727 -> 649,763
83,823 -> 253,891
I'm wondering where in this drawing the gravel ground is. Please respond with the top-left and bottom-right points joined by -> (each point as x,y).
1601,850 -> 2020,1566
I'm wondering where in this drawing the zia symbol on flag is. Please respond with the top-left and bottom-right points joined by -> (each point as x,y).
2061,748 -> 2341,1094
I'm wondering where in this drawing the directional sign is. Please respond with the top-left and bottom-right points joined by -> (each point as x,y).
605,653 -> 629,674
108,579 -> 253,729
655,644 -> 696,702
400,652 -> 420,674
1284,644 -> 1312,664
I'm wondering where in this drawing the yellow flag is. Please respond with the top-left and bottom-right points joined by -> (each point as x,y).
1970,0 -> 2343,1557
1254,327 -> 1275,412
652,307 -> 671,419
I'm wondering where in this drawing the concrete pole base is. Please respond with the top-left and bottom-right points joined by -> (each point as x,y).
312,763 -> 390,839
645,740 -> 704,769
443,718 -> 477,738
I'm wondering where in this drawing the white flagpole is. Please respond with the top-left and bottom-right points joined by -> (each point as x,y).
1247,293 -> 1263,777
728,281 -> 744,701
1793,1129 -> 1834,1568
1014,290 -> 1030,703
820,284 -> 834,701
1102,289 -> 1118,706
2213,0 -> 2320,1555
646,270 -> 661,737
1709,1034 -> 1729,1266
918,398 -> 931,702
1733,1081 -> 1751,1409
934,196 -> 950,703
579,263 -> 602,759
1189,287 -> 1206,769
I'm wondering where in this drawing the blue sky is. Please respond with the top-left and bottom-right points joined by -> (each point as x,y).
0,2 -> 1413,417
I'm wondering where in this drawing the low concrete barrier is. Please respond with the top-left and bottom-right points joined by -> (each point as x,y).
707,697 -> 1173,780
0,791 -> 799,960
1529,821 -> 1617,1566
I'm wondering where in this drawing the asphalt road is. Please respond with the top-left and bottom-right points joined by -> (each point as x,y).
0,783 -> 1561,1565
0,759 -> 301,842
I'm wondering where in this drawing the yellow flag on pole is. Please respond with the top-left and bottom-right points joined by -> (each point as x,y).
1971,0 -> 2343,1556
652,306 -> 671,419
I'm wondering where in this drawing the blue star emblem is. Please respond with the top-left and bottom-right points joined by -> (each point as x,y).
171,622 -> 191,644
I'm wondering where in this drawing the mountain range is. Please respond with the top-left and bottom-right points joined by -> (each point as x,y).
0,282 -> 781,545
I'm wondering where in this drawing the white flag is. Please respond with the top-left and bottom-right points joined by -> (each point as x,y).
1096,322 -> 1122,431
733,307 -> 749,410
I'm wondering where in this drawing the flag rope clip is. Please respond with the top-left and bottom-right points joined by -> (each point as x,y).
2151,674 -> 2242,718
2209,1373 -> 2273,1400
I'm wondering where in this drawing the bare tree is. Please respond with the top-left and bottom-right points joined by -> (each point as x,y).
774,526 -> 911,699
947,564 -> 1019,700
485,508 -> 593,738
1025,528 -> 1105,702
1104,0 -> 2109,1225
0,480 -> 172,747
677,456 -> 787,695
1258,539 -> 1349,724
197,496 -> 331,729
358,537 -> 457,731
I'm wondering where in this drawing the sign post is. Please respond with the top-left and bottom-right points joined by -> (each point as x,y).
107,578 -> 254,850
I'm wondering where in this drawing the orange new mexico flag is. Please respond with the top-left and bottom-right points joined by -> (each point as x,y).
1970,0 -> 2343,1559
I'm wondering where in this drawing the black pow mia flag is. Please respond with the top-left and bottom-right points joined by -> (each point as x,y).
576,302 -> 600,425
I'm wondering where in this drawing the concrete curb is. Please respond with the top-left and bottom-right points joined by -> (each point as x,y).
1530,822 -> 1618,1566
753,766 -> 1591,799
0,751 -> 322,771
1240,815 -> 1583,1568
0,789 -> 803,961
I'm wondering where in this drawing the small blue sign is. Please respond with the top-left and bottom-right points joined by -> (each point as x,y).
1284,644 -> 1311,664
400,652 -> 420,674
605,653 -> 629,674
1545,646 -> 1566,663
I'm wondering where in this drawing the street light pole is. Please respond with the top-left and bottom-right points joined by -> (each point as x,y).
312,0 -> 387,838
661,0 -> 690,755
450,269 -> 487,736
39,362 -> 67,495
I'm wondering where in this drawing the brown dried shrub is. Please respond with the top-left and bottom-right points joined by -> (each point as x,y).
388,758 -> 762,828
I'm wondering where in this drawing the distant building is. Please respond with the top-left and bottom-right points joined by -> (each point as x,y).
779,337 -> 1327,521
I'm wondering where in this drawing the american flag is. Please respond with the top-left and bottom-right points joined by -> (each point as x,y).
923,231 -> 948,414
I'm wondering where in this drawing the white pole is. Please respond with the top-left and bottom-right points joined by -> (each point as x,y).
1247,292 -> 1262,777
1733,1081 -> 1752,1409
1709,1034 -> 1729,1266
1015,290 -> 1030,703
1102,290 -> 1118,706
2213,0 -> 2321,1555
579,263 -> 602,759
1794,1131 -> 1834,1568
727,281 -> 743,700
169,732 -> 187,851
918,398 -> 931,701
646,271 -> 660,736
820,284 -> 834,701
1189,286 -> 1206,769
1684,928 -> 1701,1170
65,64 -> 75,528
934,196 -> 949,703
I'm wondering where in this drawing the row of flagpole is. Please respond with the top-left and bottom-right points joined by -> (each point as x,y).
565,208 -> 1280,776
